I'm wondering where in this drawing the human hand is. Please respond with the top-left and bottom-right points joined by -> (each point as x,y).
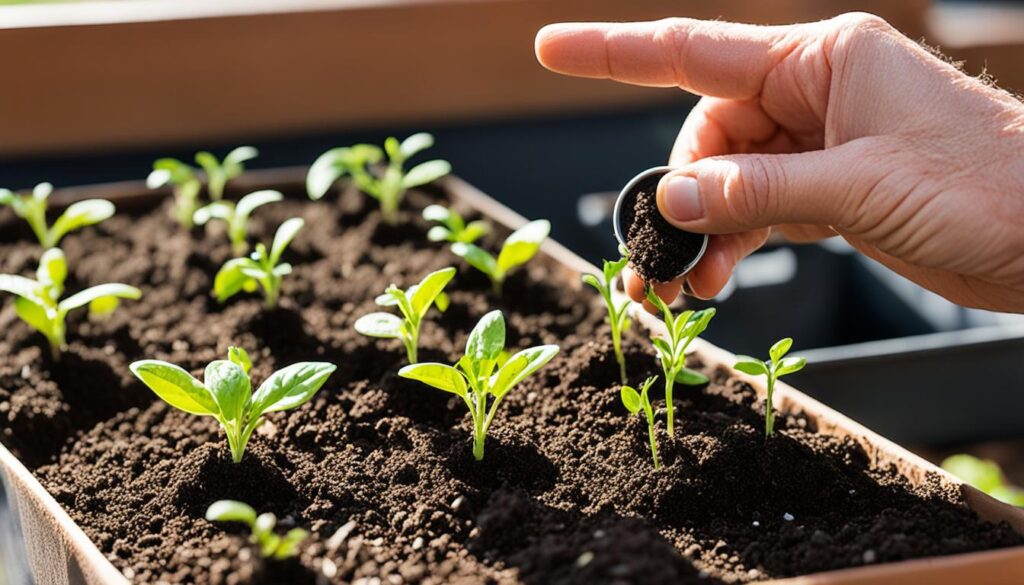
535,13 -> 1024,313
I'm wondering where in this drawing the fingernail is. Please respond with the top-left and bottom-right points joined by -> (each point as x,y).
662,176 -> 703,222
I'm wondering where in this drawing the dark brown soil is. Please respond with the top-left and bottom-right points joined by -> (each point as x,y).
1,181 -> 1021,584
623,172 -> 707,283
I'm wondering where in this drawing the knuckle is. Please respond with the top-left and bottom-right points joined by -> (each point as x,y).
722,157 -> 784,226
655,17 -> 697,87
831,12 -> 893,43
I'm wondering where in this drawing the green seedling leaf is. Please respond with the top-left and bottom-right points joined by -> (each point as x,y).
452,243 -> 498,278
496,220 -> 549,273
206,500 -> 307,559
355,312 -> 404,338
251,362 -> 337,414
229,346 -> 253,373
466,310 -> 505,363
775,356 -> 807,377
733,358 -> 769,377
357,267 -> 457,363
270,218 -> 304,265
403,160 -> 451,189
48,200 -> 115,248
675,368 -> 709,386
214,219 -> 304,309
410,267 -> 456,315
490,345 -> 559,398
205,360 -> 251,425
214,258 -> 259,302
770,337 -> 793,363
620,376 -> 660,468
399,132 -> 434,159
306,147 -> 349,200
59,284 -> 141,313
620,386 -> 642,414
206,500 -> 258,525
130,361 -> 218,415
733,338 -> 807,438
398,363 -> 468,397
36,248 -> 67,290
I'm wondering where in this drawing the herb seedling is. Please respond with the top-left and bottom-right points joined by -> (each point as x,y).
583,255 -> 631,384
0,248 -> 140,359
942,454 -> 1024,507
355,267 -> 456,364
621,376 -> 660,469
307,133 -> 451,224
214,218 -> 303,309
0,183 -> 115,248
422,204 -> 489,244
645,288 -> 715,437
130,347 -> 335,463
196,146 -> 259,202
734,338 -> 806,438
451,219 -> 550,295
399,310 -> 558,460
194,190 -> 283,254
205,500 -> 309,559
147,158 -> 202,228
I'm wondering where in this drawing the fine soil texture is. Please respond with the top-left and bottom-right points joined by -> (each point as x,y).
1,180 -> 1021,585
623,172 -> 707,283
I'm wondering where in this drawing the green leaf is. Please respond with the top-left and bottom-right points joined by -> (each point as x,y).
672,310 -> 695,339
402,160 -> 451,189
451,243 -> 498,278
942,455 -> 1005,493
0,188 -> 14,206
775,356 -> 807,377
461,221 -> 489,243
205,500 -> 257,526
236,190 -> 282,220
399,132 -> 434,159
204,360 -> 251,425
490,345 -> 559,398
989,486 -> 1024,507
581,273 -> 603,292
603,256 -> 629,283
250,362 -> 336,415
214,258 -> 259,302
0,274 -> 45,303
223,146 -> 258,169
434,291 -> 450,312
228,346 -> 252,374
33,182 -> 53,201
620,386 -> 642,414
410,267 -> 456,316
733,358 -> 769,377
427,226 -> 451,242
466,310 -> 505,364
645,287 -> 672,321
48,199 -> 115,246
36,248 -> 67,290
146,169 -> 172,189
14,296 -> 52,336
422,204 -> 450,223
354,312 -> 403,338
193,201 -> 232,226
651,338 -> 673,360
675,367 -> 709,386
59,284 -> 140,313
770,338 -> 793,363
496,220 -> 549,273
398,363 -> 468,397
270,218 -> 304,265
274,528 -> 309,559
88,296 -> 121,319
307,148 -> 349,200
384,136 -> 402,161
130,360 -> 219,416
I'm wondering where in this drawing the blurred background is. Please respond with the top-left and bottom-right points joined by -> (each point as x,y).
1,0 -> 1023,581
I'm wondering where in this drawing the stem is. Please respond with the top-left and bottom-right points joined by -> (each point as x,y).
264,283 -> 279,309
47,323 -> 65,361
765,375 -> 776,438
612,324 -> 627,385
381,195 -> 399,226
227,426 -> 245,463
472,389 -> 488,460
28,214 -> 49,248
647,418 -> 660,470
405,333 -> 418,364
665,375 -> 676,437
492,275 -> 503,296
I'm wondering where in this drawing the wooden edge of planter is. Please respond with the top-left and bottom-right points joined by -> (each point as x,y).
2,168 -> 1022,585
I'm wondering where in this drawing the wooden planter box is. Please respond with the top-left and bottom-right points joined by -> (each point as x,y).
1,170 -> 1023,584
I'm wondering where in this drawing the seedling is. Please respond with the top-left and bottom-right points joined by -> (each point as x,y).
645,288 -> 716,437
621,376 -> 661,469
0,183 -> 115,248
0,248 -> 140,359
147,158 -> 202,228
205,500 -> 308,559
942,454 -> 1024,507
214,218 -> 303,308
196,146 -> 259,202
583,255 -> 631,384
734,338 -> 807,438
130,347 -> 335,463
399,310 -> 558,460
194,190 -> 283,255
307,133 -> 451,224
451,219 -> 550,295
423,204 -> 489,244
355,267 -> 456,364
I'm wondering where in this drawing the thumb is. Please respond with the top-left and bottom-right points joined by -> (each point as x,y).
656,142 -> 872,234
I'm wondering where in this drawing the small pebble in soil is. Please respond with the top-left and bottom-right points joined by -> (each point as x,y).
322,558 -> 338,579
783,512 -> 795,521
863,549 -> 878,564
327,520 -> 357,552
849,489 -> 857,495
752,520 -> 760,527
412,536 -> 424,550
575,551 -> 595,568
623,172 -> 706,283
20,365 -> 30,379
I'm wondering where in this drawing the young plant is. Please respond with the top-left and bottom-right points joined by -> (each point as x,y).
583,255 -> 631,384
645,288 -> 716,437
214,218 -> 303,309
0,248 -> 140,359
147,158 -> 202,228
451,219 -> 550,295
196,146 -> 259,202
422,204 -> 489,244
621,376 -> 660,469
942,454 -> 1024,507
734,338 -> 806,438
399,310 -> 558,460
194,190 -> 283,255
307,133 -> 451,224
205,500 -> 308,559
354,267 -> 456,364
0,183 -> 115,248
130,347 -> 335,463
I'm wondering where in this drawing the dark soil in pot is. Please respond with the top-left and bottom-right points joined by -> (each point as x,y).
1,185 -> 1020,584
621,172 -> 706,284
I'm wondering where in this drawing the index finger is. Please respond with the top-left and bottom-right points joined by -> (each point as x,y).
535,18 -> 797,99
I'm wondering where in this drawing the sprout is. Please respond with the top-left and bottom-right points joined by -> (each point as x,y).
621,376 -> 660,469
583,255 -> 631,384
213,218 -> 303,309
733,338 -> 806,438
644,288 -> 715,437
195,146 -> 259,202
399,310 -> 558,460
0,248 -> 140,359
307,133 -> 451,224
194,190 -> 283,255
942,454 -> 1024,507
130,347 -> 335,462
355,267 -> 456,364
422,204 -> 489,244
451,219 -> 550,295
0,183 -> 115,248
147,158 -> 202,228
205,500 -> 308,559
